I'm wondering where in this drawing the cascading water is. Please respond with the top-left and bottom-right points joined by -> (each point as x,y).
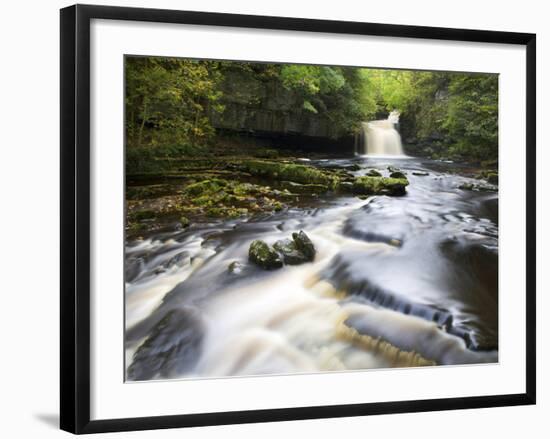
359,110 -> 404,156
125,155 -> 499,381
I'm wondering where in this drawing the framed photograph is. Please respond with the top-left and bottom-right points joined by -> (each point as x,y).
60,4 -> 536,434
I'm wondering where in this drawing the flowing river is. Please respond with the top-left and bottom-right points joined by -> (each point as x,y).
125,156 -> 498,381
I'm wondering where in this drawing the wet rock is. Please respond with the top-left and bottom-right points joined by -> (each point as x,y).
348,176 -> 409,196
345,164 -> 361,171
486,173 -> 498,185
228,260 -> 244,274
366,169 -> 382,177
389,171 -> 407,179
248,240 -> 283,269
458,182 -> 475,191
475,170 -> 498,185
127,307 -> 204,381
412,171 -> 429,176
180,216 -> 190,228
240,160 -> 339,188
273,238 -> 309,265
459,182 -> 497,192
292,231 -> 316,261
387,165 -> 400,173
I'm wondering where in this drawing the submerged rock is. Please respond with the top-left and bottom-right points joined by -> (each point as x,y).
249,240 -> 283,269
127,307 -> 204,381
366,169 -> 382,177
292,231 -> 316,261
387,165 -> 401,173
273,238 -> 309,265
412,171 -> 429,176
228,260 -> 244,274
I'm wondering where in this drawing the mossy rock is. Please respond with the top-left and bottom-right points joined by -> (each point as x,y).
129,209 -> 156,221
366,169 -> 382,177
345,164 -> 361,171
389,171 -> 407,179
180,216 -> 190,228
344,176 -> 409,196
240,160 -> 339,188
273,238 -> 309,265
280,181 -> 329,194
249,240 -> 283,270
206,207 -> 248,218
459,183 -> 475,191
183,178 -> 228,196
292,231 -> 316,261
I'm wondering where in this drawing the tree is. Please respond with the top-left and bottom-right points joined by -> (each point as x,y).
125,57 -> 224,149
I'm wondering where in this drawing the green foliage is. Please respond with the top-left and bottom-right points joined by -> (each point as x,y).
279,65 -> 375,135
125,57 -> 224,149
240,160 -> 339,188
125,143 -> 205,174
125,56 -> 498,162
367,69 -> 498,161
444,74 -> 498,160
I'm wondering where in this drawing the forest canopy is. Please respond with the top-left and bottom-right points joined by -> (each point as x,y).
125,57 -> 498,162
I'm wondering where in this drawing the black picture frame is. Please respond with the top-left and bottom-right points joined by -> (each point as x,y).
60,4 -> 536,434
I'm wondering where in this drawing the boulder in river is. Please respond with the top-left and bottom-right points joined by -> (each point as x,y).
249,240 -> 283,269
350,176 -> 409,196
228,260 -> 244,274
389,171 -> 407,179
366,169 -> 382,177
273,238 -> 310,265
292,231 -> 316,261
412,171 -> 429,176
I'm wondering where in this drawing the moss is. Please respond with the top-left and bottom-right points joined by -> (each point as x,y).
292,231 -> 316,261
127,221 -> 147,233
366,169 -> 382,177
343,176 -> 409,196
206,207 -> 248,218
280,181 -> 329,194
180,216 -> 190,228
129,209 -> 156,221
183,178 -> 228,196
273,238 -> 309,265
240,160 -> 339,188
389,171 -> 407,179
474,170 -> 498,185
249,240 -> 283,269
459,183 -> 474,190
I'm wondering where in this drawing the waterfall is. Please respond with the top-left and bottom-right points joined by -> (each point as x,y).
359,111 -> 404,156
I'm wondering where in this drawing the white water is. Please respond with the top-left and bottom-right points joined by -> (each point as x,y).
125,160 -> 499,381
360,110 -> 404,156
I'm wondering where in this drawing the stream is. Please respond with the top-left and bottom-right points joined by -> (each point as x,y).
124,155 -> 498,381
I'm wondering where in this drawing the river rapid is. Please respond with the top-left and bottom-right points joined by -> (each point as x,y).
125,156 -> 498,381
